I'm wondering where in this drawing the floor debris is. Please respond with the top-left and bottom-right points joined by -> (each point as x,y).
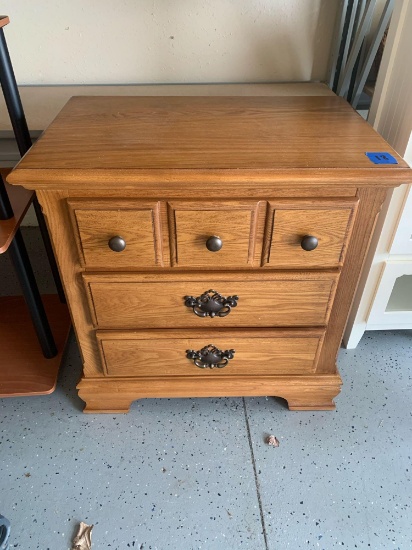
266,435 -> 280,447
72,522 -> 93,550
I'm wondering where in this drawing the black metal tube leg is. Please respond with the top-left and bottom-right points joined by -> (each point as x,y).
8,229 -> 57,358
0,28 -> 32,156
0,27 -> 65,303
32,197 -> 66,302
0,174 -> 14,219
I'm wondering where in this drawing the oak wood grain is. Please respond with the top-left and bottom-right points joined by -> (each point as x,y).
168,200 -> 266,268
175,210 -> 251,267
68,199 -> 165,268
77,372 -> 342,413
96,328 -> 324,377
11,92 -> 410,413
84,272 -> 337,329
0,82 -> 336,134
264,200 -> 357,268
316,187 -> 389,373
9,168 -> 410,189
11,96 -> 409,170
36,190 -> 103,376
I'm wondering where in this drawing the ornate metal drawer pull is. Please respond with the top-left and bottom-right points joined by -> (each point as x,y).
184,289 -> 239,318
186,345 -> 235,369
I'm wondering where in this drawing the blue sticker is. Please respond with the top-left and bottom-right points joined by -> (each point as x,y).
366,152 -> 398,164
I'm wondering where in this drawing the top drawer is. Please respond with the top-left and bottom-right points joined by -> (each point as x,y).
167,201 -> 266,268
263,199 -> 358,268
68,198 -> 357,270
68,199 -> 165,268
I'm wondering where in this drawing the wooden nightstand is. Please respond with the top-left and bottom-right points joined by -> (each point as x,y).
8,92 -> 410,413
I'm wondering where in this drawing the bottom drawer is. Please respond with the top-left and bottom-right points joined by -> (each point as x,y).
96,329 -> 325,377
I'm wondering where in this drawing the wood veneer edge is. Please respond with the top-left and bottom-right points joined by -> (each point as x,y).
7,168 -> 412,188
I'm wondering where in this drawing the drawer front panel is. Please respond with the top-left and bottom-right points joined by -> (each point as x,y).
168,201 -> 266,267
265,201 -> 357,268
84,273 -> 338,329
97,329 -> 324,377
68,199 -> 165,268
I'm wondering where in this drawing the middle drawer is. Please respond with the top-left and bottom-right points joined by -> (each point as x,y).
83,272 -> 338,329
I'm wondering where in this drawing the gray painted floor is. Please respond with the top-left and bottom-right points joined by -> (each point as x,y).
1,229 -> 411,550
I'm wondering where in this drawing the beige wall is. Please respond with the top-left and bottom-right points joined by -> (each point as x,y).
2,0 -> 339,85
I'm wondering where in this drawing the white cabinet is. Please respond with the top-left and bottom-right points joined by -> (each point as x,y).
344,182 -> 412,348
367,184 -> 412,330
343,0 -> 412,348
368,258 -> 412,330
390,188 -> 412,255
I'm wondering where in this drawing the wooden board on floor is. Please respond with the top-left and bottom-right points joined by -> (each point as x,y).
0,295 -> 71,397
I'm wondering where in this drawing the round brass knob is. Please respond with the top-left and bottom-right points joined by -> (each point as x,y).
108,236 -> 126,252
206,236 -> 223,252
301,235 -> 318,251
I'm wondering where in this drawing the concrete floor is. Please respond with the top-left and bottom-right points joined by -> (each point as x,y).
1,229 -> 411,550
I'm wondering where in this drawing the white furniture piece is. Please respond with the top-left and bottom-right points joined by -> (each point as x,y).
343,0 -> 412,348
365,184 -> 412,330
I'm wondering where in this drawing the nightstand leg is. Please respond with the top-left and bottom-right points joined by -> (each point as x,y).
76,373 -> 342,413
286,396 -> 339,411
77,379 -> 135,413
276,371 -> 342,411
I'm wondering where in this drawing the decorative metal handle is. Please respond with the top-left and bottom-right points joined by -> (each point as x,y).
186,344 -> 235,369
108,236 -> 126,252
206,235 -> 223,252
301,235 -> 318,251
184,289 -> 239,318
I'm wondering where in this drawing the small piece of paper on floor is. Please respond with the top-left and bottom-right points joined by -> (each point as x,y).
267,435 -> 280,447
72,522 -> 93,550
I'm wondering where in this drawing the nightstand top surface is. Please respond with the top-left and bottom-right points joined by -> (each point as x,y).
9,94 -> 410,187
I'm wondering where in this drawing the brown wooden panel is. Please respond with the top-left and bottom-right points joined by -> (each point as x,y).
0,16 -> 10,28
0,295 -> 71,397
317,187 -> 389,373
9,167 -> 409,190
265,201 -> 357,268
0,169 -> 34,254
77,372 -> 342,413
96,329 -> 324,377
84,272 -> 338,329
11,96 -> 408,172
68,199 -> 165,268
169,200 -> 266,267
7,93 -> 408,414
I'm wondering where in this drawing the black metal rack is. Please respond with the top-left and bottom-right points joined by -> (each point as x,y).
0,15 -> 70,397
